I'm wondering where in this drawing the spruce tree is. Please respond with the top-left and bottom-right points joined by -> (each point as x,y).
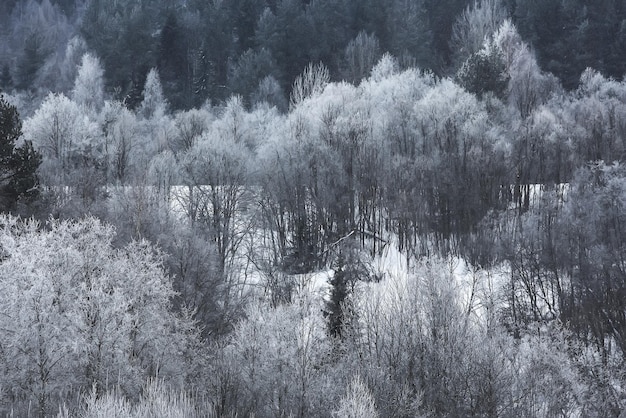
325,254 -> 349,339
324,242 -> 371,339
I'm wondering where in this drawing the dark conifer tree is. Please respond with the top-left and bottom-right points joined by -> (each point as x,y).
0,66 -> 12,92
16,33 -> 47,91
324,241 -> 372,338
158,11 -> 191,109
0,95 -> 41,213
324,251 -> 350,339
456,46 -> 509,99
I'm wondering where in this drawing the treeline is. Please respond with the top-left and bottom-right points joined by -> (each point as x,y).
2,0 -> 626,110
0,0 -> 467,109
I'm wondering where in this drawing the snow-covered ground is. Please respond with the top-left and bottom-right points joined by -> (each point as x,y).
105,184 -> 534,327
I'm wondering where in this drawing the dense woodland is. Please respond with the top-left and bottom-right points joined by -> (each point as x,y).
1,0 -> 626,416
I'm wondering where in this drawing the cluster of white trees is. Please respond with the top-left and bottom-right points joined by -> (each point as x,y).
0,216 -> 202,416
0,216 -> 615,416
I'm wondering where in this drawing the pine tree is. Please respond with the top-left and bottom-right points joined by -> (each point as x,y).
325,254 -> 349,338
0,95 -> 41,212
456,43 -> 509,99
324,243 -> 369,339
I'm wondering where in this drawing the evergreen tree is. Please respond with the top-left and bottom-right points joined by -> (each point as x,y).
325,253 -> 350,338
324,241 -> 371,338
424,0 -> 470,70
16,33 -> 47,90
0,95 -> 40,212
456,43 -> 509,99
0,65 -> 12,92
157,11 -> 191,109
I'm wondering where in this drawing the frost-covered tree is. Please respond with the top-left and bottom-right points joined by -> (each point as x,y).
22,92 -> 104,214
556,163 -> 626,356
406,78 -> 508,241
99,100 -> 139,185
216,295 -> 331,417
450,0 -> 508,70
57,36 -> 89,94
23,92 -> 98,180
290,62 -> 330,109
228,48 -> 279,106
333,376 -> 379,418
213,96 -> 250,147
0,216 -> 202,416
565,68 -> 626,164
178,125 -> 251,276
171,107 -> 214,153
139,68 -> 168,120
72,53 -> 104,112
347,258 -> 584,416
369,53 -> 399,82
492,20 -> 559,119
71,379 -> 214,418
135,77 -> 176,174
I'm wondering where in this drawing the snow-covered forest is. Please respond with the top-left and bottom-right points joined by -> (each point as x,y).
2,0 -> 626,416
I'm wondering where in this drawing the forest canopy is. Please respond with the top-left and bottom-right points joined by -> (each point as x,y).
1,0 -> 626,417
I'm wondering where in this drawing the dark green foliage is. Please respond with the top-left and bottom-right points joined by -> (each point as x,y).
255,0 -> 315,92
324,241 -> 372,338
158,11 -> 192,109
228,48 -> 280,106
16,32 -> 48,90
388,0 -> 436,69
512,0 -> 626,89
229,0 -> 268,52
457,46 -> 509,99
51,0 -> 79,15
0,95 -> 40,213
306,0 -> 353,72
0,0 -> 18,16
0,98 -> 21,159
348,0 -> 389,44
325,258 -> 349,338
189,0 -> 236,106
7,0 -> 626,106
81,0 -> 160,103
424,0 -> 471,70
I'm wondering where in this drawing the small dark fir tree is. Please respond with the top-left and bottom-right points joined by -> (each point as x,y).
0,95 -> 41,213
325,252 -> 350,339
324,240 -> 373,339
